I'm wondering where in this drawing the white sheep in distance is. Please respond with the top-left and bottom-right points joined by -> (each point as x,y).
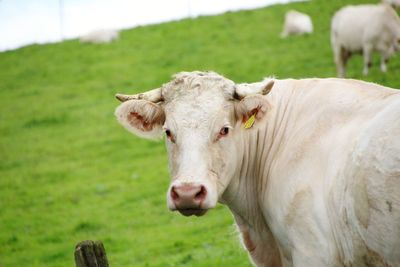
281,10 -> 313,38
80,29 -> 119,44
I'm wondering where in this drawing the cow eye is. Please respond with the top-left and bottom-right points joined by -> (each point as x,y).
219,127 -> 230,137
165,129 -> 175,142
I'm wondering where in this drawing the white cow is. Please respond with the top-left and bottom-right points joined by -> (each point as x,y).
80,29 -> 119,44
281,10 -> 313,38
331,4 -> 400,78
115,71 -> 400,266
383,0 -> 400,9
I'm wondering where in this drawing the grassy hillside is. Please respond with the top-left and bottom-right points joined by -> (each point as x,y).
1,0 -> 399,266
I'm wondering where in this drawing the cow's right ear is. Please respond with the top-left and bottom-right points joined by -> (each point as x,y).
115,99 -> 165,140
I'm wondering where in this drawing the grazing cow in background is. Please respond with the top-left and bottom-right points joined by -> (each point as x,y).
281,10 -> 313,38
80,29 -> 119,44
383,0 -> 400,9
115,71 -> 400,266
331,4 -> 400,78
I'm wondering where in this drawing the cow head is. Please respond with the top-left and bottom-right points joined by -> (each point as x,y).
115,71 -> 274,216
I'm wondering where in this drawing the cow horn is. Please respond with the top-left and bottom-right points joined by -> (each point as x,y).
115,88 -> 163,103
233,80 -> 274,100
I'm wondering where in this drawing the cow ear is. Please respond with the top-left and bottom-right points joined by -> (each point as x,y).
235,95 -> 271,128
115,99 -> 165,140
234,80 -> 273,129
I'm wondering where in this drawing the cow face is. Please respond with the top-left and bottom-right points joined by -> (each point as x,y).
115,71 -> 273,216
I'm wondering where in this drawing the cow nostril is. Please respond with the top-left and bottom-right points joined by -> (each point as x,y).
195,185 -> 207,201
170,186 -> 179,200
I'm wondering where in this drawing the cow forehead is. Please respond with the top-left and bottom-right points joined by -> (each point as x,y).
161,71 -> 235,103
164,93 -> 233,130
161,72 -> 235,126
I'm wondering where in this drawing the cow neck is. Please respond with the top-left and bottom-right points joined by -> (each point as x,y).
223,87 -> 295,233
220,122 -> 274,232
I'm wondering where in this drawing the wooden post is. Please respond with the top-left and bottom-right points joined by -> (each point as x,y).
75,240 -> 109,267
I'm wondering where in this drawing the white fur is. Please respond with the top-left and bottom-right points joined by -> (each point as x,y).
331,4 -> 400,77
281,10 -> 313,38
382,0 -> 400,9
80,29 -> 119,44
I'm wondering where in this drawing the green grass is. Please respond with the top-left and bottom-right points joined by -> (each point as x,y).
1,0 -> 399,266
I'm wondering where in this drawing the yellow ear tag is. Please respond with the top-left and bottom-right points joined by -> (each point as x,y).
244,114 -> 256,129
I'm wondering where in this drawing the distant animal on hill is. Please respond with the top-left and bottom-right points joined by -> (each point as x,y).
382,0 -> 400,9
115,71 -> 400,267
80,29 -> 119,44
281,10 -> 313,37
331,4 -> 400,77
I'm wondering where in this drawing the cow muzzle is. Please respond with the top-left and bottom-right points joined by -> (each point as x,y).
168,183 -> 209,216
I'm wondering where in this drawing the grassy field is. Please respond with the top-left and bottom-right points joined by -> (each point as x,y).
1,0 -> 399,266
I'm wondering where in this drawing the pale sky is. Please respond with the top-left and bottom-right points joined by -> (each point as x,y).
0,0 -> 296,52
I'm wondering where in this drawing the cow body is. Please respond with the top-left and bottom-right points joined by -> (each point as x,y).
331,4 -> 400,77
115,72 -> 400,266
225,78 -> 400,266
383,0 -> 400,9
281,10 -> 313,38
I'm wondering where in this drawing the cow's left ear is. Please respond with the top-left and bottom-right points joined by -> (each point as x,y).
234,80 -> 274,128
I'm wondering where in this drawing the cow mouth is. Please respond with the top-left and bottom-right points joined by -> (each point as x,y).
177,208 -> 208,217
